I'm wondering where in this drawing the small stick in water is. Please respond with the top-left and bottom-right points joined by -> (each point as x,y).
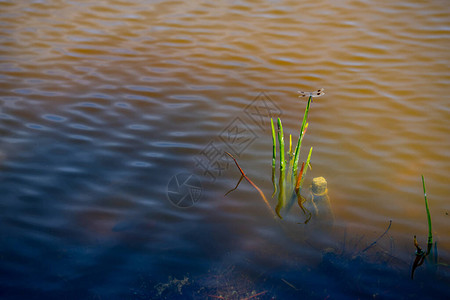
225,152 -> 275,218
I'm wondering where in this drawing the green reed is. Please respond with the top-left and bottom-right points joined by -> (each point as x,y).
271,118 -> 276,170
411,175 -> 437,279
277,118 -> 285,171
292,94 -> 312,176
275,118 -> 286,218
271,118 -> 277,197
422,174 -> 432,251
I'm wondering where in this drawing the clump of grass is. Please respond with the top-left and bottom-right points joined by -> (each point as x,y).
226,89 -> 321,221
272,92 -> 318,220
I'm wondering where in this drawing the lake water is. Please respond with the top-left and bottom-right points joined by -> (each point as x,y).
0,0 -> 449,299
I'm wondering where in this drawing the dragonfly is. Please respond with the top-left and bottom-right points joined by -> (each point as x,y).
298,88 -> 325,99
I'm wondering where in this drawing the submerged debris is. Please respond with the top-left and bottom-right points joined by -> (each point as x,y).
154,276 -> 190,297
310,177 -> 334,224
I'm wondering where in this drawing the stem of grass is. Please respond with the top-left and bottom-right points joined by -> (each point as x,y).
271,118 -> 278,197
297,147 -> 313,191
271,118 -> 276,170
276,118 -> 286,218
422,175 -> 432,253
277,118 -> 285,171
293,96 -> 312,176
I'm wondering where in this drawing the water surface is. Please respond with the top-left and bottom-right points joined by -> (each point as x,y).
0,0 -> 449,299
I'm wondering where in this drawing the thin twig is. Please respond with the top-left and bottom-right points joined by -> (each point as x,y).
281,278 -> 298,290
224,175 -> 244,196
207,295 -> 225,299
225,152 -> 275,218
243,291 -> 267,300
361,220 -> 392,253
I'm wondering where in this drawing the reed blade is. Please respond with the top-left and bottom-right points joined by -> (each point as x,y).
271,118 -> 277,197
293,95 -> 312,175
297,147 -> 313,191
277,118 -> 285,171
289,134 -> 292,157
422,175 -> 432,253
271,118 -> 276,169
276,164 -> 286,219
276,118 -> 286,218
271,165 -> 277,198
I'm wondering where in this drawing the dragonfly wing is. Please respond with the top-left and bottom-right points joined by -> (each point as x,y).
298,88 -> 325,98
